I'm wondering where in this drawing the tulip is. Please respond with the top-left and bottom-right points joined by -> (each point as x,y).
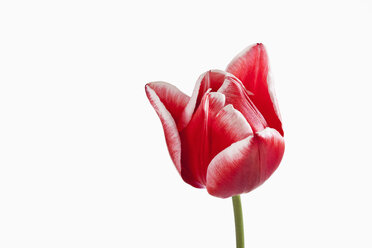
145,43 -> 284,197
145,43 -> 285,247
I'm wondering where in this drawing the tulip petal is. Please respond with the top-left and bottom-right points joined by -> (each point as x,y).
255,128 -> 285,183
179,70 -> 228,130
210,105 -> 253,160
218,76 -> 267,133
206,127 -> 285,198
226,44 -> 284,136
146,82 -> 190,127
180,92 -> 225,188
145,82 -> 190,173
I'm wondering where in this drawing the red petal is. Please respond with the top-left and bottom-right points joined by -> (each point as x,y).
206,127 -> 285,198
180,92 -> 225,188
145,82 -> 190,173
146,82 -> 190,128
218,76 -> 267,133
255,127 -> 285,183
226,44 -> 284,136
210,105 -> 253,160
179,70 -> 228,130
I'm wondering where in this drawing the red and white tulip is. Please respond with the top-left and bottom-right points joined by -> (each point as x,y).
145,43 -> 284,198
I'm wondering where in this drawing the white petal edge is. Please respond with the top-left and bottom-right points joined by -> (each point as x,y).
145,85 -> 182,173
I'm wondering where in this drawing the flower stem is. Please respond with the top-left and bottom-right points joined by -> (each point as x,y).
232,195 -> 244,248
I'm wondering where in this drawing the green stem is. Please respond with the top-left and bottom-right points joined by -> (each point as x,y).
232,195 -> 245,248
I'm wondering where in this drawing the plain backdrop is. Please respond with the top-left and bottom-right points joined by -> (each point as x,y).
1,0 -> 371,247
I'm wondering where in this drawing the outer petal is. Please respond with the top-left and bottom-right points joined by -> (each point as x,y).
146,82 -> 190,128
145,82 -> 190,173
218,76 -> 267,133
178,70 -> 228,130
206,127 -> 285,198
180,92 -> 225,188
226,44 -> 284,136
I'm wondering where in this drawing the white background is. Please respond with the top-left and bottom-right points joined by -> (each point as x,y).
1,0 -> 371,247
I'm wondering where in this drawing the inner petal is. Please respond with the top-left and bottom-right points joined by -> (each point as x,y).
218,76 -> 267,133
180,92 -> 225,187
210,104 -> 253,161
178,70 -> 229,131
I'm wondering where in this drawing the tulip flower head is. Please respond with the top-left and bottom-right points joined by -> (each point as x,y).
145,43 -> 284,198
